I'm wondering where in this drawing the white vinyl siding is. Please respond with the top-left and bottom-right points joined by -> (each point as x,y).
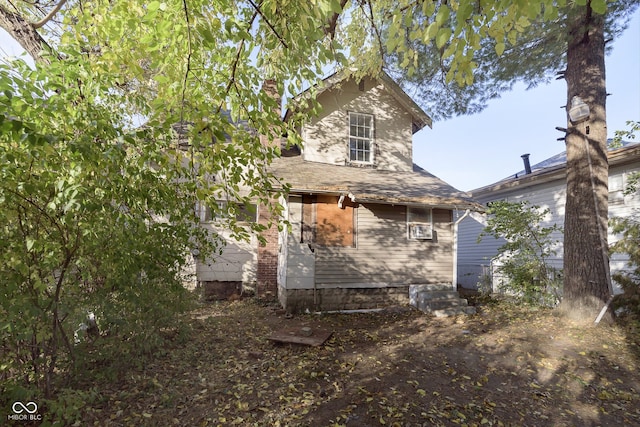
312,204 -> 453,286
457,162 -> 640,291
301,78 -> 414,171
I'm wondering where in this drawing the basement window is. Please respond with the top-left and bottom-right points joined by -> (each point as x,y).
407,207 -> 433,240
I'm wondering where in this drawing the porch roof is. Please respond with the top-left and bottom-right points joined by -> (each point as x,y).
269,157 -> 483,212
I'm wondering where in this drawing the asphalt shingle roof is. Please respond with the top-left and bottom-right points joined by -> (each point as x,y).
269,156 -> 483,211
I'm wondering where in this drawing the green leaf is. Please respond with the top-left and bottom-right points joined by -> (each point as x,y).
425,22 -> 439,41
147,1 -> 160,13
458,2 -> 474,21
591,0 -> 607,14
436,28 -> 452,49
435,7 -> 450,26
329,0 -> 343,13
495,42 -> 505,56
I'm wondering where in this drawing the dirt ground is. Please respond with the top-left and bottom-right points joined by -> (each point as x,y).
78,296 -> 640,427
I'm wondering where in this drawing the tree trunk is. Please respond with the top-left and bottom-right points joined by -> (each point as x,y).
561,3 -> 613,323
0,3 -> 50,63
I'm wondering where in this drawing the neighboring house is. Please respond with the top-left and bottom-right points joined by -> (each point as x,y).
197,71 -> 482,312
457,142 -> 640,292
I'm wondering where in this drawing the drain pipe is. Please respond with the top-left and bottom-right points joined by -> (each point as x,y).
453,209 -> 471,290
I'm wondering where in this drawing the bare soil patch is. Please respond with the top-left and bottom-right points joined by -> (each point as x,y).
77,297 -> 640,426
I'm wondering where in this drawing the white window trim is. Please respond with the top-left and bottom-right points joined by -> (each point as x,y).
348,111 -> 374,164
407,206 -> 433,240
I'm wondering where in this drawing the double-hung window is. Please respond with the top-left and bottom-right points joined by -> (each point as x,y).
349,112 -> 373,163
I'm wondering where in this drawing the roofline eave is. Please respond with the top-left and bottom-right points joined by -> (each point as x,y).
284,187 -> 483,212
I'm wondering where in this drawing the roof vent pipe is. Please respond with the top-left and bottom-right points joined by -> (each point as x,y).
521,153 -> 532,175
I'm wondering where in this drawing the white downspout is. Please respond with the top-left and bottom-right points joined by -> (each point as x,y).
452,209 -> 471,291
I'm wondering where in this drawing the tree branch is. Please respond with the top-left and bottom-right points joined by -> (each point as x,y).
364,0 -> 385,63
247,0 -> 288,48
181,0 -> 192,125
217,10 -> 258,114
324,0 -> 349,39
31,0 -> 67,29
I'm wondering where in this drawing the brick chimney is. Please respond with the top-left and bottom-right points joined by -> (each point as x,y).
256,79 -> 281,299
259,79 -> 281,147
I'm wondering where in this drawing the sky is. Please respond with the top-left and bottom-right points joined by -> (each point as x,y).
1,8 -> 639,192
413,9 -> 640,191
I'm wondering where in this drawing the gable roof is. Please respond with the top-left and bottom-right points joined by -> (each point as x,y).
472,141 -> 640,197
270,156 -> 482,211
284,69 -> 432,133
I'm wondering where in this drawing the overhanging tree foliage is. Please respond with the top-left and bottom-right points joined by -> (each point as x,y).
2,1 -> 637,406
1,0 -> 344,403
335,0 -> 638,323
341,1 -> 637,120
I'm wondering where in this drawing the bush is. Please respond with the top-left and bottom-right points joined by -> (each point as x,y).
610,216 -> 640,316
480,201 -> 563,306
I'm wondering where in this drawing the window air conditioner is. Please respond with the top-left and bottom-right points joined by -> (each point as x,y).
409,223 -> 433,240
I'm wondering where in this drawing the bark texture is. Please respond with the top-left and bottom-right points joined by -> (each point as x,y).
0,3 -> 50,63
561,3 -> 613,323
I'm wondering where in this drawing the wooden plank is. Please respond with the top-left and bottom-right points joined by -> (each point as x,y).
268,328 -> 333,347
316,195 -> 354,247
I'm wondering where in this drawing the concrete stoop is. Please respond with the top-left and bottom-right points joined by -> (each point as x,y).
409,284 -> 476,317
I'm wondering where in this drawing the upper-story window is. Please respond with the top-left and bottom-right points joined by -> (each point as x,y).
349,112 -> 374,164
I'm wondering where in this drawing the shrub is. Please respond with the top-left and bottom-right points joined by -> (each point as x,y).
610,216 -> 640,316
480,201 -> 563,306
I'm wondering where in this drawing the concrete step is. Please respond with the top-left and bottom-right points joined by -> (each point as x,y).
410,283 -> 453,293
409,284 -> 454,306
417,290 -> 463,301
420,298 -> 469,310
430,306 -> 477,318
409,285 -> 476,317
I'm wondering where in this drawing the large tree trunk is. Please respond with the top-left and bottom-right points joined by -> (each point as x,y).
561,4 -> 613,323
0,3 -> 50,63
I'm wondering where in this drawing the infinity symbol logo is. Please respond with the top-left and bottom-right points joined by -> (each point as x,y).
12,401 -> 38,414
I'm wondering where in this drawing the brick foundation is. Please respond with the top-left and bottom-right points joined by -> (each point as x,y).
281,287 -> 410,313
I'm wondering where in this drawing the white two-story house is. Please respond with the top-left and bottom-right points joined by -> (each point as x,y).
197,71 -> 482,312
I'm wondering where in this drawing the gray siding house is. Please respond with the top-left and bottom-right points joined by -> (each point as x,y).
197,71 -> 482,312
457,142 -> 640,292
